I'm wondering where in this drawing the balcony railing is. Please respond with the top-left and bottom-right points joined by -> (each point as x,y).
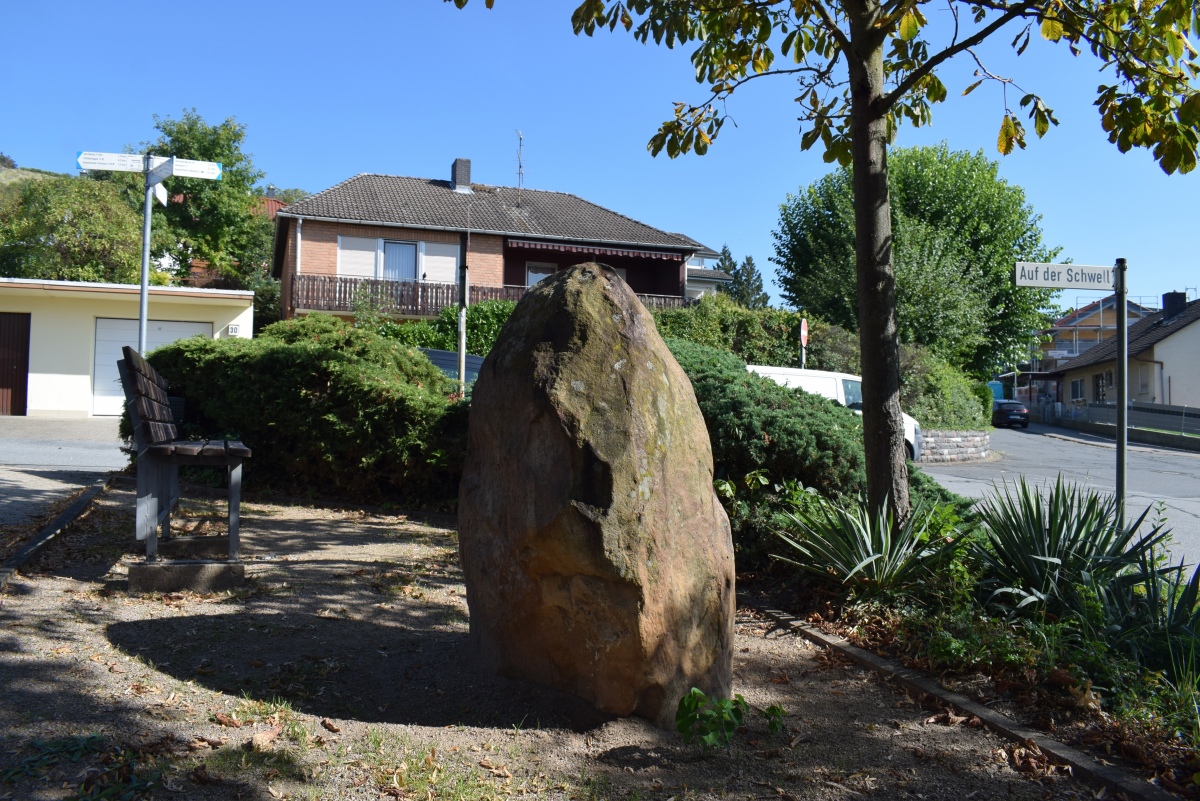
291,274 -> 692,317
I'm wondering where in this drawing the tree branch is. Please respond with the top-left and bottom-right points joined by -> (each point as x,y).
806,0 -> 853,53
878,1 -> 1040,113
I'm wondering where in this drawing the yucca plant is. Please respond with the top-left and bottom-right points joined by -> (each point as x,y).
974,477 -> 1167,619
1101,550 -> 1200,668
773,496 -> 959,595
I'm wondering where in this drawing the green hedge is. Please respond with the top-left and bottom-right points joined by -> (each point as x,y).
372,300 -> 517,356
900,353 -> 990,430
666,337 -> 970,566
143,314 -> 466,505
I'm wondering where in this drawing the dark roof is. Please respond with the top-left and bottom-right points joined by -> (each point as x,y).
279,173 -> 701,251
1053,297 -> 1200,374
688,268 -> 733,282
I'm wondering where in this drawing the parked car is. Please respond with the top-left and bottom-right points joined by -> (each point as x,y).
747,365 -> 923,460
991,400 -> 1029,429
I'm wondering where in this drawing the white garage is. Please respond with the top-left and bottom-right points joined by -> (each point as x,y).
92,318 -> 214,416
0,278 -> 253,418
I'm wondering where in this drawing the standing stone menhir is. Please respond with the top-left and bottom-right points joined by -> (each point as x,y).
458,263 -> 735,729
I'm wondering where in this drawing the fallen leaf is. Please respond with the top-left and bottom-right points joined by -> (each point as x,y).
1069,680 -> 1103,712
249,725 -> 283,752
267,785 -> 284,799
1045,668 -> 1077,687
321,718 -> 341,733
214,712 -> 242,728
188,764 -> 221,784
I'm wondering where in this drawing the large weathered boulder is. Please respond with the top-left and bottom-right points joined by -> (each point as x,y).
458,263 -> 735,729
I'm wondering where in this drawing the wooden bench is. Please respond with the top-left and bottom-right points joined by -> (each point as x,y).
117,345 -> 251,564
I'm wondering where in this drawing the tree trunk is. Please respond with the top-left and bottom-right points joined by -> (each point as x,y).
846,0 -> 911,520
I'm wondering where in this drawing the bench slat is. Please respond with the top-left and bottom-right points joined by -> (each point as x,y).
135,396 -> 173,424
173,441 -> 204,457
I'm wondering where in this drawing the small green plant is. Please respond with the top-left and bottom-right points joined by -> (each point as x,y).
762,704 -> 787,736
675,687 -> 748,749
774,496 -> 960,595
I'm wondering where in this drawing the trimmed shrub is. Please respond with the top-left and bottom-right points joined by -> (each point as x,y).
375,300 -> 517,356
144,314 -> 465,505
666,337 -> 973,566
655,293 -> 809,367
666,338 -> 866,497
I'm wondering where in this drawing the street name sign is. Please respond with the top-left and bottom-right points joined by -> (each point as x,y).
1015,262 -> 1114,290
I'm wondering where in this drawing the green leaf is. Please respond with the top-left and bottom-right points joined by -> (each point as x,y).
1166,31 -> 1184,60
898,11 -> 921,41
962,79 -> 984,97
1040,17 -> 1063,41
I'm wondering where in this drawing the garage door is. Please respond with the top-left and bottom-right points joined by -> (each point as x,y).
92,318 -> 213,416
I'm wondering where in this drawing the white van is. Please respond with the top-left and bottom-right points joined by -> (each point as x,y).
747,365 -> 924,461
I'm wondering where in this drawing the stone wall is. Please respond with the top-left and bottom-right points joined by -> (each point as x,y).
919,430 -> 990,463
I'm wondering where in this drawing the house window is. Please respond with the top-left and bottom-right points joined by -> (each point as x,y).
383,241 -> 417,282
338,236 -> 378,278
1070,378 -> 1085,401
526,262 -> 556,287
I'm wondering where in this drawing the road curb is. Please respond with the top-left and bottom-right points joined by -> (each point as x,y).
0,477 -> 110,589
757,607 -> 1177,801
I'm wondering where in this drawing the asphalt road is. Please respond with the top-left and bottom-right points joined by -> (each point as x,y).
921,423 -> 1200,567
0,417 -> 125,526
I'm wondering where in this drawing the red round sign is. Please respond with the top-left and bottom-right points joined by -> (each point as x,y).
800,318 -> 809,347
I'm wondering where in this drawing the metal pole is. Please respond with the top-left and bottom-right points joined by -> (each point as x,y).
458,208 -> 472,395
1115,258 -> 1128,529
138,155 -> 154,354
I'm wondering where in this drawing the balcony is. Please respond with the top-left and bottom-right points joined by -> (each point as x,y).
291,274 -> 693,317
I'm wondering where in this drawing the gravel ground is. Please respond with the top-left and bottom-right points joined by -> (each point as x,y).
0,487 -> 1098,800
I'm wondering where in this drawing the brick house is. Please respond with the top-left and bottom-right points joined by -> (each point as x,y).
271,159 -> 715,320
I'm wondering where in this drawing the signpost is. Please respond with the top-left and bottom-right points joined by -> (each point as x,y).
800,318 -> 809,369
1014,258 -> 1129,525
76,151 -> 222,353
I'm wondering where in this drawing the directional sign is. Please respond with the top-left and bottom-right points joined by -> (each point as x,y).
77,151 -> 147,172
153,183 -> 168,207
146,157 -> 176,185
1015,262 -> 1114,291
171,158 -> 222,180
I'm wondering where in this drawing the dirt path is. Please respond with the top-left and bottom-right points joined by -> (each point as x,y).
0,487 -> 1095,800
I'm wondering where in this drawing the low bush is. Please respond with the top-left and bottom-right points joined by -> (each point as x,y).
774,496 -> 961,596
973,477 -> 1167,619
665,337 -> 970,567
370,300 -> 517,356
900,351 -> 989,430
144,314 -> 466,505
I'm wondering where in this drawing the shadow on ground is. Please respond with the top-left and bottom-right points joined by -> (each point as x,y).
106,612 -> 610,731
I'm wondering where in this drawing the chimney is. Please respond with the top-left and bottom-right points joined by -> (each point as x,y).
451,158 -> 472,193
1163,291 -> 1187,322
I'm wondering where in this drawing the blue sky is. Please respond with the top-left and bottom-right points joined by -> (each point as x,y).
3,0 -> 1195,310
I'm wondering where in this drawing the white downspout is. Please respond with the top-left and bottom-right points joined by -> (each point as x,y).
295,218 -> 303,274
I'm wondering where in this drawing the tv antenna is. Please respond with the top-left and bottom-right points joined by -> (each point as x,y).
516,130 -> 524,207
